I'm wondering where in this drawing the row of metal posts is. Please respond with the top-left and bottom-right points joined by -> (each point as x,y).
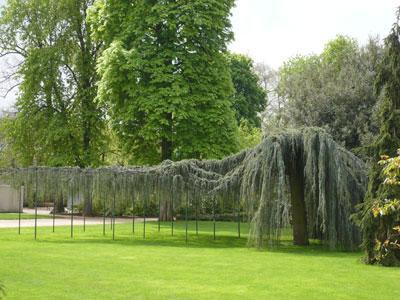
17,170 -> 242,242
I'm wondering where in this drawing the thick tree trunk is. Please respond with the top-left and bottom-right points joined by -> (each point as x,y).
288,150 -> 309,246
159,199 -> 172,221
55,197 -> 65,213
161,137 -> 173,161
161,113 -> 173,161
83,196 -> 93,216
160,113 -> 173,221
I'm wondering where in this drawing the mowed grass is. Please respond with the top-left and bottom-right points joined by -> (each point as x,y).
0,221 -> 399,300
0,213 -> 53,220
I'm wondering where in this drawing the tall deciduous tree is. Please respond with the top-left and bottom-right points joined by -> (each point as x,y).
276,35 -> 382,152
89,0 -> 238,164
254,62 -> 284,132
227,53 -> 266,128
0,0 -> 105,167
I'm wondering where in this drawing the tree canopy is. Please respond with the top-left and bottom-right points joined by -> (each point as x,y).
0,0 -> 106,167
355,10 -> 400,266
227,53 -> 266,128
89,0 -> 239,164
273,35 -> 382,152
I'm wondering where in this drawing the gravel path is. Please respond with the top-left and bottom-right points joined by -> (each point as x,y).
0,208 -> 154,228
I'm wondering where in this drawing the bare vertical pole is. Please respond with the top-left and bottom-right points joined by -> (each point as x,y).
34,168 -> 38,240
237,196 -> 241,238
52,177 -> 56,233
132,195 -> 135,234
70,179 -> 74,239
18,185 -> 23,235
112,174 -> 116,241
143,194 -> 146,239
82,174 -> 86,233
158,193 -> 161,233
171,192 -> 174,236
171,124 -> 175,238
102,191 -> 106,236
195,189 -> 199,236
213,196 -> 216,241
83,206 -> 86,232
110,178 -> 113,230
185,189 -> 189,244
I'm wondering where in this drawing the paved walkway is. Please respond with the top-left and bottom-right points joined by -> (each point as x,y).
0,208 -> 155,228
23,208 -> 58,215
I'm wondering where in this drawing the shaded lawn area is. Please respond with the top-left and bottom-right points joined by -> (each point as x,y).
0,213 -> 53,220
0,221 -> 399,300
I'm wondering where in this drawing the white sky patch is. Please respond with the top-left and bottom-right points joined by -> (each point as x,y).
229,0 -> 399,68
0,0 -> 398,108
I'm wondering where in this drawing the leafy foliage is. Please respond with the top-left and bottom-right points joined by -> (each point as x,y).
354,10 -> 400,266
275,35 -> 382,152
237,119 -> 262,150
356,152 -> 400,266
89,0 -> 239,164
227,53 -> 267,128
0,116 -> 18,167
0,0 -> 106,167
254,63 -> 285,133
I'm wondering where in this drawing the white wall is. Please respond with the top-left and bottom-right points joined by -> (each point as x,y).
0,184 -> 20,212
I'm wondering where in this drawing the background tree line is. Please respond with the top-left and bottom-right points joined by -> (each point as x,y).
0,0 -> 387,168
261,35 -> 383,156
0,0 -> 265,166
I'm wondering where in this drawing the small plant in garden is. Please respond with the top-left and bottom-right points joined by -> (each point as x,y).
368,151 -> 400,266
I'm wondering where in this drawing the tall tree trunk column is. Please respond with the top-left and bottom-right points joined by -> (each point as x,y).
160,113 -> 173,221
160,134 -> 173,221
288,150 -> 309,246
161,113 -> 173,161
161,138 -> 173,161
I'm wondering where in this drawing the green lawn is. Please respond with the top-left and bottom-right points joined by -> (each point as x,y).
0,221 -> 398,300
0,213 -> 53,220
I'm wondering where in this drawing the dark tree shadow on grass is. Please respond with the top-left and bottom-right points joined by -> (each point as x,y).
4,221 -> 362,258
0,282 -> 6,299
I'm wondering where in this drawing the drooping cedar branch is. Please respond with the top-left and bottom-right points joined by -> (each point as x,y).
0,128 -> 367,250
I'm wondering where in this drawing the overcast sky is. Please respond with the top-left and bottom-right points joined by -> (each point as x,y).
230,0 -> 399,67
0,0 -> 399,109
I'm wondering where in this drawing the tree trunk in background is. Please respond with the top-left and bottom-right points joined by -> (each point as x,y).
161,138 -> 173,162
160,120 -> 173,221
55,197 -> 65,213
161,113 -> 174,162
159,199 -> 172,221
84,198 -> 93,216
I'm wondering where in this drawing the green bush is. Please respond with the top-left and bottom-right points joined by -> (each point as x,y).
359,151 -> 400,266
